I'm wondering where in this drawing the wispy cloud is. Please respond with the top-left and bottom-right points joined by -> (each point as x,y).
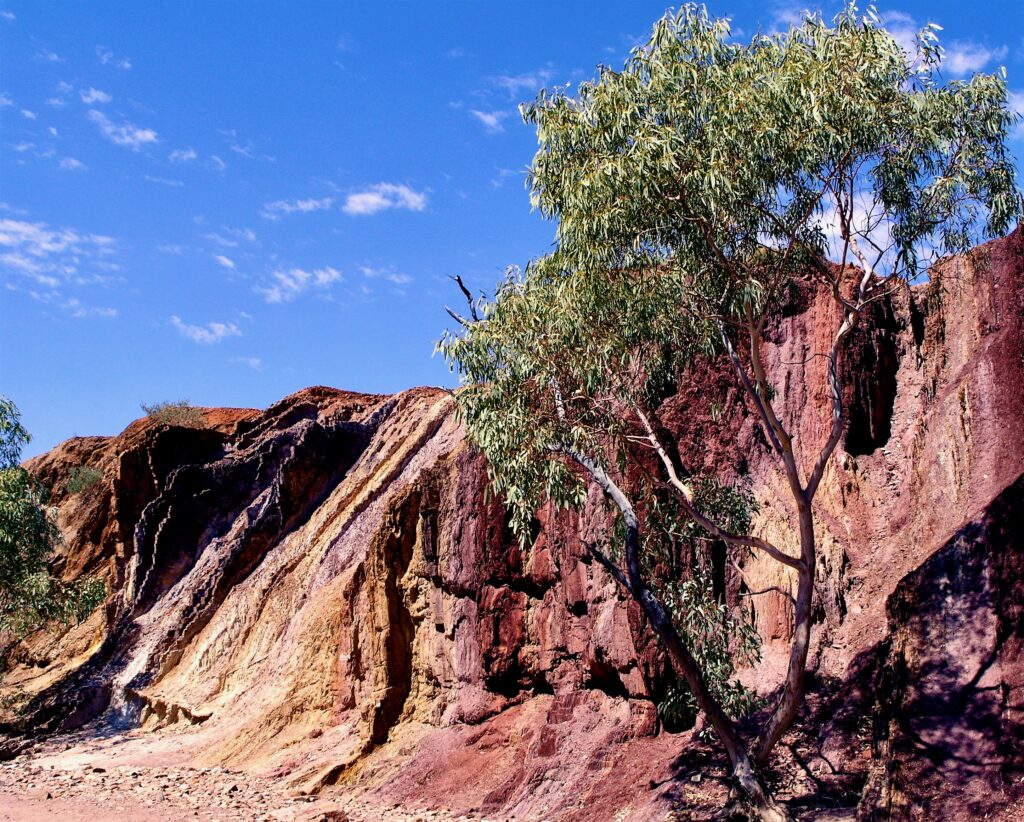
229,356 -> 263,370
490,67 -> 554,98
0,217 -> 115,288
213,254 -> 235,269
211,155 -> 226,172
1008,90 -> 1024,139
470,109 -> 509,133
877,11 -> 1008,76
879,10 -> 920,56
489,167 -> 521,188
205,227 -> 256,246
87,109 -> 158,150
80,87 -> 112,104
944,42 -> 1008,77
361,265 -> 412,286
217,128 -> 273,162
768,4 -> 811,34
261,196 -> 334,220
96,46 -> 131,70
59,157 -> 87,171
1,11 -> 15,21
0,216 -> 121,319
36,49 -> 64,63
21,109 -> 36,120
64,297 -> 117,319
341,183 -> 427,216
170,315 -> 242,344
256,266 -> 341,303
0,93 -> 12,106
169,147 -> 197,163
144,175 -> 183,187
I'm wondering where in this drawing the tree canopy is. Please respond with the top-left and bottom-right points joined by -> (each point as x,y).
443,3 -> 1020,538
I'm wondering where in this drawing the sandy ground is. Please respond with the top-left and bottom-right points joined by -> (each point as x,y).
0,729 -> 501,822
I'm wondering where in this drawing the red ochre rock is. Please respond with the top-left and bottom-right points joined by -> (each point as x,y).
2,230 -> 1023,821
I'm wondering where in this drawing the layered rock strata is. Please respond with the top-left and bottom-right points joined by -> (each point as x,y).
2,229 -> 1023,821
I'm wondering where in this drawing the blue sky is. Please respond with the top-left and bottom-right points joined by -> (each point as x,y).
2,1 -> 1022,458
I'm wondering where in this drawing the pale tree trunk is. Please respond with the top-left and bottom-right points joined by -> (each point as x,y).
564,446 -> 791,821
635,572 -> 790,821
754,497 -> 815,765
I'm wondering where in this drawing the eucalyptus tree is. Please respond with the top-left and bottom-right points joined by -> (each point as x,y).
0,397 -> 104,644
441,4 -> 1020,817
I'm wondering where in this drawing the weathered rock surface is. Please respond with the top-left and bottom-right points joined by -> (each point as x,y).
2,229 -> 1022,821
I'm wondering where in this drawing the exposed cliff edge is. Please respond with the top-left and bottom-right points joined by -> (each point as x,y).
2,229 -> 1022,821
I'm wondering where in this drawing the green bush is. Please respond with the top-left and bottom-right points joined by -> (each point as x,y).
141,399 -> 205,428
65,465 -> 103,495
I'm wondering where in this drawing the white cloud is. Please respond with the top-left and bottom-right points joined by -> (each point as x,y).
944,42 -> 1008,77
877,11 -> 1008,76
87,109 -> 157,150
36,49 -> 63,63
261,196 -> 334,220
490,167 -> 520,188
204,227 -> 256,247
1,11 -> 15,21
157,244 -> 185,254
491,67 -> 554,98
1008,90 -> 1024,139
229,227 -> 257,243
169,147 -> 197,163
143,175 -> 183,187
470,109 -> 509,133
170,315 -> 241,345
96,46 -> 131,70
341,183 -> 427,216
360,265 -> 412,286
64,297 -> 117,319
879,11 -> 920,57
230,356 -> 263,370
768,4 -> 813,34
80,87 -> 112,104
213,254 -> 235,269
0,92 -> 12,106
0,217 -> 118,303
21,109 -> 36,120
0,218 -> 113,267
211,155 -> 226,172
818,192 -> 895,268
59,157 -> 87,171
256,266 -> 341,303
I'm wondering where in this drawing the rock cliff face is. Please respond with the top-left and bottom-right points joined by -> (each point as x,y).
2,229 -> 1022,821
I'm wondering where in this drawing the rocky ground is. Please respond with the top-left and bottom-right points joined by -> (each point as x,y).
0,732 -> 498,822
